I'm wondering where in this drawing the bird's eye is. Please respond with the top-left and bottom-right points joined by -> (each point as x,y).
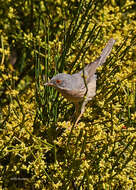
56,79 -> 61,84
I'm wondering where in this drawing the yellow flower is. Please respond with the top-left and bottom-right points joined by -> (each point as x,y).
11,89 -> 19,96
0,64 -> 5,71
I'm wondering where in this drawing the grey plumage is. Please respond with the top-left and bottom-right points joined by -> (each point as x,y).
45,38 -> 115,126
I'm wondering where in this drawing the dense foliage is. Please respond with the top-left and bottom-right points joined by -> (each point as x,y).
0,0 -> 136,189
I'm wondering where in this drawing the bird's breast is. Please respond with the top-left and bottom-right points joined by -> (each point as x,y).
57,88 -> 85,103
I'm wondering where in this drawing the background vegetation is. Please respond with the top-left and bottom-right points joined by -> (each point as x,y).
0,0 -> 136,189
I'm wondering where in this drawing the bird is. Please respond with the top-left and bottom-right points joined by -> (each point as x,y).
45,38 -> 115,126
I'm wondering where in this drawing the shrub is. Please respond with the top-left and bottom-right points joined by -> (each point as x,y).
0,0 -> 136,189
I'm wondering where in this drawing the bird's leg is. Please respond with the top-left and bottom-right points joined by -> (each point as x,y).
74,100 -> 88,127
71,102 -> 79,124
74,102 -> 80,117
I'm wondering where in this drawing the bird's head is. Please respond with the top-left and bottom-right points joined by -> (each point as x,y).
44,73 -> 73,90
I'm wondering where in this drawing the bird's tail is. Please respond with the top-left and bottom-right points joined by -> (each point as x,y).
98,38 -> 115,66
82,38 -> 115,79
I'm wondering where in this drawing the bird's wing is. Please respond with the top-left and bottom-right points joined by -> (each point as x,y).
77,38 -> 115,82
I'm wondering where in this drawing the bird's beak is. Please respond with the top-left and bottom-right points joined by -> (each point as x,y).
44,82 -> 54,86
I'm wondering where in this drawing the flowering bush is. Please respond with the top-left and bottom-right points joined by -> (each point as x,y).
0,0 -> 136,189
